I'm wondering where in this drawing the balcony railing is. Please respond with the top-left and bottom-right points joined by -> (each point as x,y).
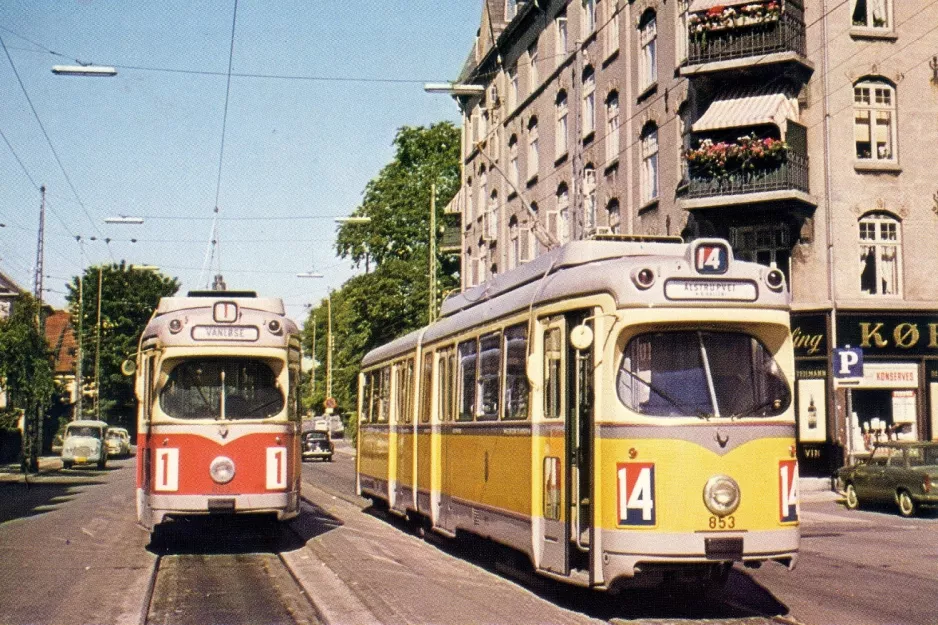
683,152 -> 809,199
687,5 -> 806,67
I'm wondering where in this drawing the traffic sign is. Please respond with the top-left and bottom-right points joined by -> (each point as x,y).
324,397 -> 337,410
833,347 -> 863,378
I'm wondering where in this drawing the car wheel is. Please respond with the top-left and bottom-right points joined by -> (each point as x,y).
845,483 -> 860,510
62,461 -> 72,470
97,459 -> 107,470
897,490 -> 916,517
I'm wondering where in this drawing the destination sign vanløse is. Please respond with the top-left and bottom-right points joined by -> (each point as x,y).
191,325 -> 260,341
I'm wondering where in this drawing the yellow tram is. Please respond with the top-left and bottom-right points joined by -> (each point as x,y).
357,238 -> 799,589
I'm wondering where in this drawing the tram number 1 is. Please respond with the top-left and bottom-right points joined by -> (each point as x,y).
779,460 -> 799,522
154,448 -> 179,492
266,446 -> 288,490
617,462 -> 656,526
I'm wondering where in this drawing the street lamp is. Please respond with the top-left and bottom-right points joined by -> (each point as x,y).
334,216 -> 372,225
296,271 -> 323,278
422,82 -> 485,96
105,216 -> 144,224
51,65 -> 117,77
297,273 -> 333,407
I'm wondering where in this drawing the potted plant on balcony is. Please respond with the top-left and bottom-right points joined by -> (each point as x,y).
689,2 -> 781,42
684,133 -> 789,179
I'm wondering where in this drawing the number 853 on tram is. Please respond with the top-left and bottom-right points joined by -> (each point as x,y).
357,238 -> 799,590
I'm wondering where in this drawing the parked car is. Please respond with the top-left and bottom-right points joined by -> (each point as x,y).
301,430 -> 334,462
61,419 -> 109,469
105,427 -> 131,457
327,414 -> 344,438
835,441 -> 938,517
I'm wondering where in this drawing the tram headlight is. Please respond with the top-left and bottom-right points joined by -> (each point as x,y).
168,318 -> 183,334
209,456 -> 236,484
764,268 -> 785,292
632,267 -> 656,290
703,475 -> 740,517
267,319 -> 282,334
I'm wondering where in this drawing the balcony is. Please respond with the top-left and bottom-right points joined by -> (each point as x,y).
679,122 -> 816,211
683,0 -> 809,75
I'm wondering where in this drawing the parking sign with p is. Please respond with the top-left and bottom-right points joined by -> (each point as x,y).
833,347 -> 863,378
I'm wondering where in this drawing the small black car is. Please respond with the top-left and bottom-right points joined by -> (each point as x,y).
302,430 -> 334,462
835,441 -> 938,517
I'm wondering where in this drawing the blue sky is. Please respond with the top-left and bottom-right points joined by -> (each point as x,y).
0,1 -> 479,322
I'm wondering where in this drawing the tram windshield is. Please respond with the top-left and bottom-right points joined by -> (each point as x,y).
616,330 -> 790,419
160,358 -> 284,420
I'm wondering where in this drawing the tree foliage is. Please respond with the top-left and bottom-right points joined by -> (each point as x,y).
65,263 -> 179,427
0,294 -> 55,432
304,122 -> 461,415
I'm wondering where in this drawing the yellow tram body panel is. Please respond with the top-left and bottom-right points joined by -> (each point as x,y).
415,429 -> 432,503
358,425 -> 391,491
441,428 -> 532,516
596,434 -> 798,533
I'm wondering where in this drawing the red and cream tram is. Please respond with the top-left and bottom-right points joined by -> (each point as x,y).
134,290 -> 303,531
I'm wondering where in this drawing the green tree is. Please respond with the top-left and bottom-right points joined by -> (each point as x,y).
65,263 -> 179,428
312,123 -> 461,419
0,293 -> 56,470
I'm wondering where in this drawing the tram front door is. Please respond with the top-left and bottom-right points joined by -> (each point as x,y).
538,312 -> 594,581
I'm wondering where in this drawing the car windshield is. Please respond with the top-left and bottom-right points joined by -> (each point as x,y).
907,445 -> 938,466
66,426 -> 102,439
106,432 -> 122,440
616,330 -> 791,418
159,358 -> 284,420
306,432 -> 327,440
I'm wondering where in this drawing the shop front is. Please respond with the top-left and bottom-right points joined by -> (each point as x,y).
791,310 -> 938,477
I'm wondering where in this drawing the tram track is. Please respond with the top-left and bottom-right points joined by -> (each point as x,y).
139,516 -> 324,625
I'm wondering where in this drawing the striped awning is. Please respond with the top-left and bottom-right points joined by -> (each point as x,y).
689,0 -> 758,12
692,88 -> 798,135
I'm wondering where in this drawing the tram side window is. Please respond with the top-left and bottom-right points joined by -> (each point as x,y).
378,367 -> 391,423
478,333 -> 501,420
398,358 -> 414,424
361,374 -> 372,424
420,352 -> 433,423
439,349 -> 456,422
160,358 -> 284,420
288,367 -> 299,422
458,341 -> 478,421
504,325 -> 529,420
544,327 -> 563,419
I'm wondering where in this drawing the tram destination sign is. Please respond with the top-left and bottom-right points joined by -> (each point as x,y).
664,279 -> 757,302
191,325 -> 260,341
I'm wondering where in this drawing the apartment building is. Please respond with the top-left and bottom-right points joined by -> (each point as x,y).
447,0 -> 938,475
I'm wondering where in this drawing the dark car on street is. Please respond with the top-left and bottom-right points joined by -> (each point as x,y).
302,430 -> 334,462
835,441 -> 938,517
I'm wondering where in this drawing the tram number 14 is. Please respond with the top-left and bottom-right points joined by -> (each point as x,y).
617,463 -> 656,526
779,460 -> 799,523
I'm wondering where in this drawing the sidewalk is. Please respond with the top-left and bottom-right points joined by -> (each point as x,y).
0,455 -> 63,483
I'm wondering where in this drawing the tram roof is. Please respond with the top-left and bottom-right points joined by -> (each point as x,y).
154,294 -> 287,316
362,238 -> 789,368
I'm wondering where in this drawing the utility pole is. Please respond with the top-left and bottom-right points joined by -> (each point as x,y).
326,292 -> 333,401
94,265 -> 103,420
75,274 -> 83,420
429,183 -> 438,323
25,186 -> 46,471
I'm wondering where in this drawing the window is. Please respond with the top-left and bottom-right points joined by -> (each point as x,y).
617,331 -> 791,418
640,123 -> 659,204
552,183 -> 571,243
859,212 -> 902,296
730,224 -> 791,284
465,246 -> 474,287
438,348 -> 456,422
478,167 -> 487,223
555,10 -> 568,61
528,40 -> 539,93
605,91 -> 620,163
582,0 -> 597,37
378,367 -> 390,423
854,79 -> 897,162
583,165 -> 597,230
582,66 -> 596,137
396,359 -> 414,424
457,340 -> 478,421
527,117 -> 539,181
465,178 -> 474,222
544,326 -> 563,419
160,358 -> 284,420
486,191 -> 498,240
508,134 -> 519,187
508,217 -> 519,269
504,325 -> 529,420
639,11 -> 658,92
605,0 -> 620,58
556,90 -> 569,158
676,0 -> 690,64
851,0 -> 890,28
607,198 -> 621,234
506,0 -> 520,20
507,65 -> 518,111
478,333 -> 501,420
